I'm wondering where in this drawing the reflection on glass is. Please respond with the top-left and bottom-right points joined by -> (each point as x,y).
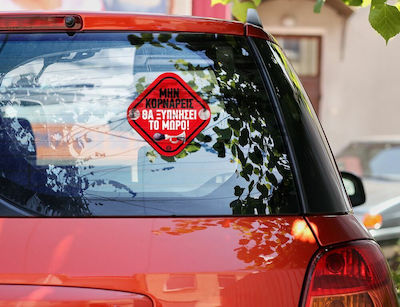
0,33 -> 299,216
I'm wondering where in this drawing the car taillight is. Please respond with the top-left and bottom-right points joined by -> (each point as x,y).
0,15 -> 82,31
303,240 -> 398,307
363,213 -> 383,229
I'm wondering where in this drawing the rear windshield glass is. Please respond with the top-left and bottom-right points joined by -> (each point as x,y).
0,32 -> 299,216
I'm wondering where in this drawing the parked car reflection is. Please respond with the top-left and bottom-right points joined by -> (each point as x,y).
337,136 -> 400,242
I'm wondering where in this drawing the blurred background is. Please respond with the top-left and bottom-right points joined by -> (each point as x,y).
3,0 -> 400,285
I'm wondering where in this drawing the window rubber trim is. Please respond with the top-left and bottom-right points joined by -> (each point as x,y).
246,36 -> 307,214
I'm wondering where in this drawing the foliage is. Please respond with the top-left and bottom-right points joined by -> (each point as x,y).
0,32 -> 296,216
128,32 -> 296,215
368,0 -> 400,43
212,0 -> 400,43
152,218 -> 310,270
211,0 -> 260,22
323,0 -> 400,43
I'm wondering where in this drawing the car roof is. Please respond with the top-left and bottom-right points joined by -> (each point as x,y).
0,11 -> 275,41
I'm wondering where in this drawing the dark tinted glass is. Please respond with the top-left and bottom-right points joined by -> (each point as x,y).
253,38 -> 350,213
0,32 -> 299,216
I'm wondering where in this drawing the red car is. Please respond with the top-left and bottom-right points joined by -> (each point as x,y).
0,11 -> 397,306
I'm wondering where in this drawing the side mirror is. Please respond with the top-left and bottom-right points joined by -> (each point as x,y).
341,171 -> 366,207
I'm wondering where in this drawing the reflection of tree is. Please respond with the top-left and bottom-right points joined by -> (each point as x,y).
153,218 -> 316,269
0,32 -> 298,216
0,101 -> 135,216
128,33 -> 298,215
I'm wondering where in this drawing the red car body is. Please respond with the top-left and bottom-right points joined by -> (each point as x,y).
0,216 -> 370,306
0,12 -> 396,307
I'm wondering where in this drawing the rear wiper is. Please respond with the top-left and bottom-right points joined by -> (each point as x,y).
51,83 -> 95,89
35,50 -> 98,83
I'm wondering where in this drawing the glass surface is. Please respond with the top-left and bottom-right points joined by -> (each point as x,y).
254,38 -> 350,213
0,33 -> 299,216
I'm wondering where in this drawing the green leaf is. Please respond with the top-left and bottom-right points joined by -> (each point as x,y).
232,0 -> 257,22
252,0 -> 262,6
230,199 -> 242,215
175,150 -> 188,159
248,180 -> 255,193
211,0 -> 232,6
161,155 -> 176,162
158,33 -> 172,43
145,150 -> 157,163
257,183 -> 269,197
127,34 -> 144,48
228,118 -> 242,131
141,33 -> 154,42
231,143 -> 237,157
167,42 -> 182,51
240,163 -> 253,181
314,0 -> 326,13
266,172 -> 278,186
249,146 -> 263,165
342,0 -> 363,6
234,185 -> 245,197
369,1 -> 400,43
135,83 -> 145,93
239,128 -> 249,146
202,84 -> 215,92
185,143 -> 201,153
196,133 -> 212,143
212,141 -> 226,158
150,41 -> 163,48
237,147 -> 247,165
213,126 -> 232,142
361,0 -> 371,7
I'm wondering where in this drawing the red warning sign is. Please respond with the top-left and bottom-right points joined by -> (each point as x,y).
127,73 -> 211,156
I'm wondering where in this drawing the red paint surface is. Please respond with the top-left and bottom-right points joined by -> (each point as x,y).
0,14 -> 82,31
306,214 -> 372,247
0,217 -> 317,306
127,73 -> 211,156
245,24 -> 277,43
81,12 -> 243,34
0,285 -> 152,306
0,11 -> 244,35
0,11 -> 370,306
0,12 -> 276,38
0,12 -> 276,43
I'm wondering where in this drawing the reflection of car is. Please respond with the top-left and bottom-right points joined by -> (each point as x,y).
337,136 -> 400,242
0,11 -> 397,306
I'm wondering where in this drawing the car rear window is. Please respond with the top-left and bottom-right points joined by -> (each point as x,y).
0,32 -> 299,216
253,38 -> 350,214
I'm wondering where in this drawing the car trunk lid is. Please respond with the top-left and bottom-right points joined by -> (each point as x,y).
0,217 -> 318,306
